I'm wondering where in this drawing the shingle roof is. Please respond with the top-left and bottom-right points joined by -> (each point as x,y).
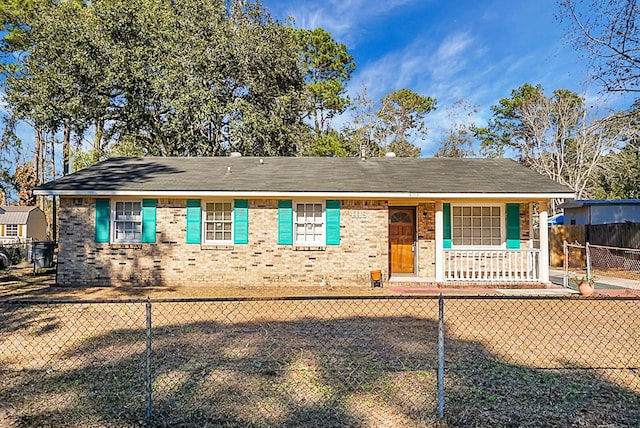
34,156 -> 574,197
0,206 -> 39,224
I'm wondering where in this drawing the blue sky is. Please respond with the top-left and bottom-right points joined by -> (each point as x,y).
265,0 -> 635,155
3,0 -> 635,161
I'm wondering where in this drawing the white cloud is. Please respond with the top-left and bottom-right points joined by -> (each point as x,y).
270,0 -> 424,47
342,30 -> 493,154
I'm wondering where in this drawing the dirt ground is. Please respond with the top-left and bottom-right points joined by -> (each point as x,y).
2,284 -> 640,427
5,264 -> 640,300
0,266 -> 404,300
2,263 -> 640,426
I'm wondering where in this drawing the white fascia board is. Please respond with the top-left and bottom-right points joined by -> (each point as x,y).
34,189 -> 576,200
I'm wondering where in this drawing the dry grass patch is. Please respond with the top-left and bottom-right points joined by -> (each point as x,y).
1,291 -> 640,426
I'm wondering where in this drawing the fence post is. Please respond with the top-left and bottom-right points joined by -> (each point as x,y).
438,293 -> 445,419
563,240 -> 568,288
585,242 -> 591,281
145,297 -> 152,423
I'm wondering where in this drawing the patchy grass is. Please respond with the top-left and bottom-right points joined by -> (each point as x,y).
2,268 -> 640,426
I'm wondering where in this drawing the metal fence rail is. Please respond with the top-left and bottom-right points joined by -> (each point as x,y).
563,241 -> 640,289
1,296 -> 639,426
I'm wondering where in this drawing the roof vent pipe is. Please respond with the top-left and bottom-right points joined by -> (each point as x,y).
229,152 -> 242,157
259,158 -> 264,165
360,144 -> 366,161
227,166 -> 232,174
384,152 -> 397,157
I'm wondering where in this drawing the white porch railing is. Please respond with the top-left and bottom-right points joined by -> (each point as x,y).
444,249 -> 540,282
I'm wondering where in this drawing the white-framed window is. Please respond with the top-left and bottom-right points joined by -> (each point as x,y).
5,224 -> 18,237
203,201 -> 233,244
452,205 -> 503,247
294,202 -> 325,246
112,200 -> 142,243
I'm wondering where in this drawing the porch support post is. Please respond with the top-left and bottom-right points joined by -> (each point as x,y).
435,201 -> 444,282
538,200 -> 550,283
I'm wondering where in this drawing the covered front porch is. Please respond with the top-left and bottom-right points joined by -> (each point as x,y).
435,200 -> 549,284
388,200 -> 553,286
435,200 -> 551,285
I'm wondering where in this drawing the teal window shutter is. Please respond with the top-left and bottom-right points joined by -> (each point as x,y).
506,203 -> 521,249
325,200 -> 340,245
95,198 -> 110,243
278,200 -> 293,245
443,203 -> 452,249
186,199 -> 201,244
234,200 -> 249,244
141,199 -> 157,243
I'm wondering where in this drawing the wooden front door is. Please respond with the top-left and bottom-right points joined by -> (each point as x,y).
389,207 -> 416,274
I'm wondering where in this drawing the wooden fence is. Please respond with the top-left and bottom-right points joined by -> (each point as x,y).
549,223 -> 640,267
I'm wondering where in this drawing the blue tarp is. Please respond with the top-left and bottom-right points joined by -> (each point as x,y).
548,214 -> 564,225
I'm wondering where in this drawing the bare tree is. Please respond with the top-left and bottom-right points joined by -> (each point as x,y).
477,83 -> 629,209
558,0 -> 640,94
434,99 -> 478,158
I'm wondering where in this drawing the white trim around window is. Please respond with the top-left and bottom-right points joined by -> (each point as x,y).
294,201 -> 325,246
111,200 -> 143,244
5,224 -> 19,237
202,200 -> 234,244
451,203 -> 505,249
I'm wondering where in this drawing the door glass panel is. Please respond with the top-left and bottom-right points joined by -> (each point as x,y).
390,212 -> 412,223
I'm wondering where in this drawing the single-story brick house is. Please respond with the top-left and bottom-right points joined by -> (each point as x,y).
34,156 -> 574,287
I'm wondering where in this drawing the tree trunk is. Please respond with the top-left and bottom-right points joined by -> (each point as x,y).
63,118 -> 71,175
94,117 -> 104,163
50,130 -> 56,181
34,124 -> 45,210
34,124 -> 42,185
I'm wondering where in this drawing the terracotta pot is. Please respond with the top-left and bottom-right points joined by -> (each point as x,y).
370,270 -> 382,281
578,281 -> 595,297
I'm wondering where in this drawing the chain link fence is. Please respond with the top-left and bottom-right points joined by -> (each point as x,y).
563,241 -> 640,289
589,243 -> 640,275
1,296 -> 640,427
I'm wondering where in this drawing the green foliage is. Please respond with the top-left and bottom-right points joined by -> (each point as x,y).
344,86 -> 436,157
0,115 -> 23,202
3,0 -> 312,165
374,88 -> 436,157
591,140 -> 640,199
0,245 -> 24,265
474,83 -> 545,158
0,0 -> 39,59
306,129 -> 355,157
294,27 -> 355,135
